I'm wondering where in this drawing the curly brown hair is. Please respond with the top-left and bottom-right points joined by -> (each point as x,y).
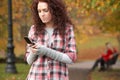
31,0 -> 73,37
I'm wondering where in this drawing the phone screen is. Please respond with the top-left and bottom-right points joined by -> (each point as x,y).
24,36 -> 34,45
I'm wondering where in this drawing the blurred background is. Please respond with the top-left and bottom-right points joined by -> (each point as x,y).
0,0 -> 120,80
1,0 -> 120,61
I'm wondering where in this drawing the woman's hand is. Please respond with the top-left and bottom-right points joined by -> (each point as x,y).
29,44 -> 38,54
29,44 -> 45,55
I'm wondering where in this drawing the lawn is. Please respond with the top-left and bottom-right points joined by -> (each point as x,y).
78,35 -> 118,49
77,35 -> 119,61
91,69 -> 120,80
0,63 -> 30,80
0,63 -> 120,80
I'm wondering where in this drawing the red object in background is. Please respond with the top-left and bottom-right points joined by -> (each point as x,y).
102,48 -> 117,62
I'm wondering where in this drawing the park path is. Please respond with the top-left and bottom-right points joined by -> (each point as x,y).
68,60 -> 120,80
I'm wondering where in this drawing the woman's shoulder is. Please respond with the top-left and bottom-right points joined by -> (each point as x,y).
28,25 -> 36,36
66,23 -> 74,27
65,23 -> 74,31
30,25 -> 35,29
29,25 -> 36,31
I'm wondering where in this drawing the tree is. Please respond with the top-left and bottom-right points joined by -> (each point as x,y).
12,0 -> 32,40
0,0 -> 120,53
65,0 -> 120,49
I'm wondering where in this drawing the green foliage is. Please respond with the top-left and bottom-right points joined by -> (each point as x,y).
99,10 -> 120,33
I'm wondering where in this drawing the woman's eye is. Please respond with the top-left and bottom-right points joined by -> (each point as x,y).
44,9 -> 49,12
38,9 -> 49,13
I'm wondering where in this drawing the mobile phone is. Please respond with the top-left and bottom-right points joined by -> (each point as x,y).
24,36 -> 34,45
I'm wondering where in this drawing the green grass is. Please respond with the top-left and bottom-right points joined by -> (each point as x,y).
0,63 -> 30,80
78,35 -> 119,49
0,63 -> 120,80
91,69 -> 120,80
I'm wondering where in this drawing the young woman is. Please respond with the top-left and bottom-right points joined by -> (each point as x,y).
25,0 -> 77,80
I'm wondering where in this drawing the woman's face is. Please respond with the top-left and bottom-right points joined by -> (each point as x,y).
37,1 -> 52,25
106,43 -> 112,49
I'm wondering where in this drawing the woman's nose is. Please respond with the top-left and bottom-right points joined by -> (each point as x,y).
41,11 -> 45,16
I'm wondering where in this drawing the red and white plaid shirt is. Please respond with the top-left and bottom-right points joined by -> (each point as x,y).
25,24 -> 77,80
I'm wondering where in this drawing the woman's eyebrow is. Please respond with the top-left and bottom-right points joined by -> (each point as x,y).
38,7 -> 48,10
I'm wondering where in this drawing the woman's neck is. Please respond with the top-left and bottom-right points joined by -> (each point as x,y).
46,21 -> 54,28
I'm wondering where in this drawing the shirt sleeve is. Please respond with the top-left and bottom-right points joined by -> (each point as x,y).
25,25 -> 38,65
36,45 -> 73,64
61,54 -> 72,63
64,25 -> 77,62
26,47 -> 37,65
113,48 -> 117,53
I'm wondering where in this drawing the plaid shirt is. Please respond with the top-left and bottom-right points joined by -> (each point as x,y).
25,24 -> 77,80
